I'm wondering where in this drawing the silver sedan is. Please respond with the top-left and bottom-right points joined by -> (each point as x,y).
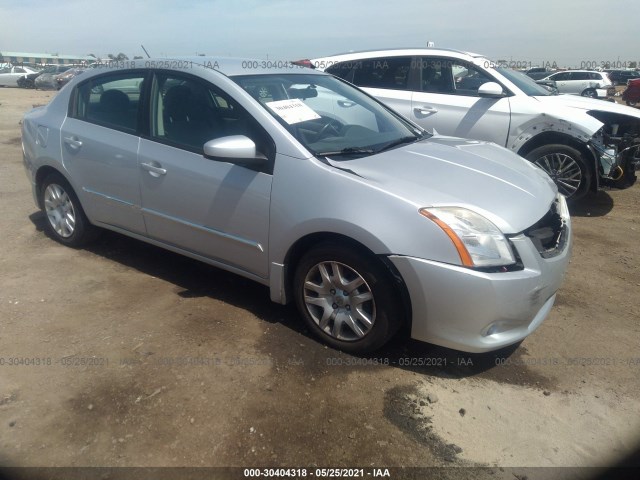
22,58 -> 571,353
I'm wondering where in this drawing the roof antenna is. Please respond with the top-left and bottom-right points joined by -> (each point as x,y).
141,45 -> 151,58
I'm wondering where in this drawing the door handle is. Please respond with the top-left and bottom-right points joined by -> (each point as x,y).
414,106 -> 438,116
141,162 -> 167,176
63,136 -> 83,150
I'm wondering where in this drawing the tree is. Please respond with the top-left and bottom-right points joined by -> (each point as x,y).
106,53 -> 129,61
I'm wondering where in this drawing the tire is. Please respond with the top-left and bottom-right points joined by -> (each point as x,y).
581,88 -> 597,98
39,173 -> 99,247
293,242 -> 403,353
626,99 -> 638,107
525,144 -> 591,200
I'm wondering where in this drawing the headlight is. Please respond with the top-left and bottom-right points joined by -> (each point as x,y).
419,207 -> 516,267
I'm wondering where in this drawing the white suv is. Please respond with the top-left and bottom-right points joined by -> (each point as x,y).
311,48 -> 640,200
539,70 -> 614,98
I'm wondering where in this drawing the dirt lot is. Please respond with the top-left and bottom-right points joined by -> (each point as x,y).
0,88 -> 639,480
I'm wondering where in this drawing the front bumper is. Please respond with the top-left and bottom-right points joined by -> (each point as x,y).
390,216 -> 572,353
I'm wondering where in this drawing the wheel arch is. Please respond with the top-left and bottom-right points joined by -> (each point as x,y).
517,131 -> 598,191
281,231 -> 412,333
34,165 -> 72,209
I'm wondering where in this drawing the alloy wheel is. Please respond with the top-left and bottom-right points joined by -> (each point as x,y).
44,184 -> 76,238
303,261 -> 376,341
534,153 -> 582,197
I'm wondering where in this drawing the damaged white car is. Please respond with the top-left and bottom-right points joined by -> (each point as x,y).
311,49 -> 640,200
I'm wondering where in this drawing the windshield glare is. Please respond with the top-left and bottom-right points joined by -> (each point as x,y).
232,73 -> 425,156
495,67 -> 552,96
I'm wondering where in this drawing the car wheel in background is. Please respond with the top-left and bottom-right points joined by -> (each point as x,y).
581,88 -> 597,98
39,173 -> 99,247
526,144 -> 591,200
294,242 -> 403,353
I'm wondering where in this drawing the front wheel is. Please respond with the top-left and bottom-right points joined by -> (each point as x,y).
293,243 -> 403,353
525,144 -> 591,200
39,173 -> 99,247
581,88 -> 597,98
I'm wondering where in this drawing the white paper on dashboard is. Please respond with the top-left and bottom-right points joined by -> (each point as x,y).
265,99 -> 321,125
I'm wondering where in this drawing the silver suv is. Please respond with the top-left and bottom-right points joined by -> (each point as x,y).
22,58 -> 571,353
312,48 -> 640,200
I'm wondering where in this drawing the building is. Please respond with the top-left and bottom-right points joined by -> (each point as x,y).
0,51 -> 95,66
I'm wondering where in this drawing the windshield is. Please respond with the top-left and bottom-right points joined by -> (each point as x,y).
495,67 -> 552,96
232,73 -> 426,156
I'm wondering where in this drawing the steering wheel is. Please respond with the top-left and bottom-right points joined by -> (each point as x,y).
315,118 -> 343,140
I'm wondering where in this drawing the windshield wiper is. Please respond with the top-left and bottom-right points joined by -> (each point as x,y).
376,136 -> 420,153
316,147 -> 376,156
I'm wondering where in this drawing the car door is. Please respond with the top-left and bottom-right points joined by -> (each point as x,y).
568,72 -> 591,94
137,71 -> 273,278
548,71 -> 571,93
60,70 -> 147,234
409,58 -> 511,146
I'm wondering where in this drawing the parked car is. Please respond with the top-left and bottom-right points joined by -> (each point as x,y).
17,72 -> 38,89
22,57 -> 572,354
18,65 -> 72,89
525,67 -> 556,80
539,70 -> 614,98
622,78 -> 640,107
0,65 -> 38,87
606,70 -> 640,86
35,65 -> 72,90
311,48 -> 640,200
55,68 -> 85,89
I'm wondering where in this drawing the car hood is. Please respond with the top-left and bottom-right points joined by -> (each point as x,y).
535,94 -> 640,119
333,136 -> 557,234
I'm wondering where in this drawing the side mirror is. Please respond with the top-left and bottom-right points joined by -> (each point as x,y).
203,135 -> 268,167
478,82 -> 505,98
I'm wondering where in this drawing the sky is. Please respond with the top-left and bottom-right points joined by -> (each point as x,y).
0,0 -> 637,68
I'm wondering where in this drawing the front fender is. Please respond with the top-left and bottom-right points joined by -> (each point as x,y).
509,114 -> 601,153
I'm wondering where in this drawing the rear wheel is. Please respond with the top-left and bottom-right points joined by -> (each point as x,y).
525,144 -> 591,200
293,243 -> 403,353
39,173 -> 99,247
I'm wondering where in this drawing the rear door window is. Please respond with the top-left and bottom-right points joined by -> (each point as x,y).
73,72 -> 146,134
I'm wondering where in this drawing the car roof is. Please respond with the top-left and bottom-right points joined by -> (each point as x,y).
163,56 -> 328,77
550,70 -> 603,73
313,47 -> 486,59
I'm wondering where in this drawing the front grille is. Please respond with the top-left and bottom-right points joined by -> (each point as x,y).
524,198 -> 567,258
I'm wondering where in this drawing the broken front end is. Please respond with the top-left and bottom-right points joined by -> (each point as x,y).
588,111 -> 640,189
